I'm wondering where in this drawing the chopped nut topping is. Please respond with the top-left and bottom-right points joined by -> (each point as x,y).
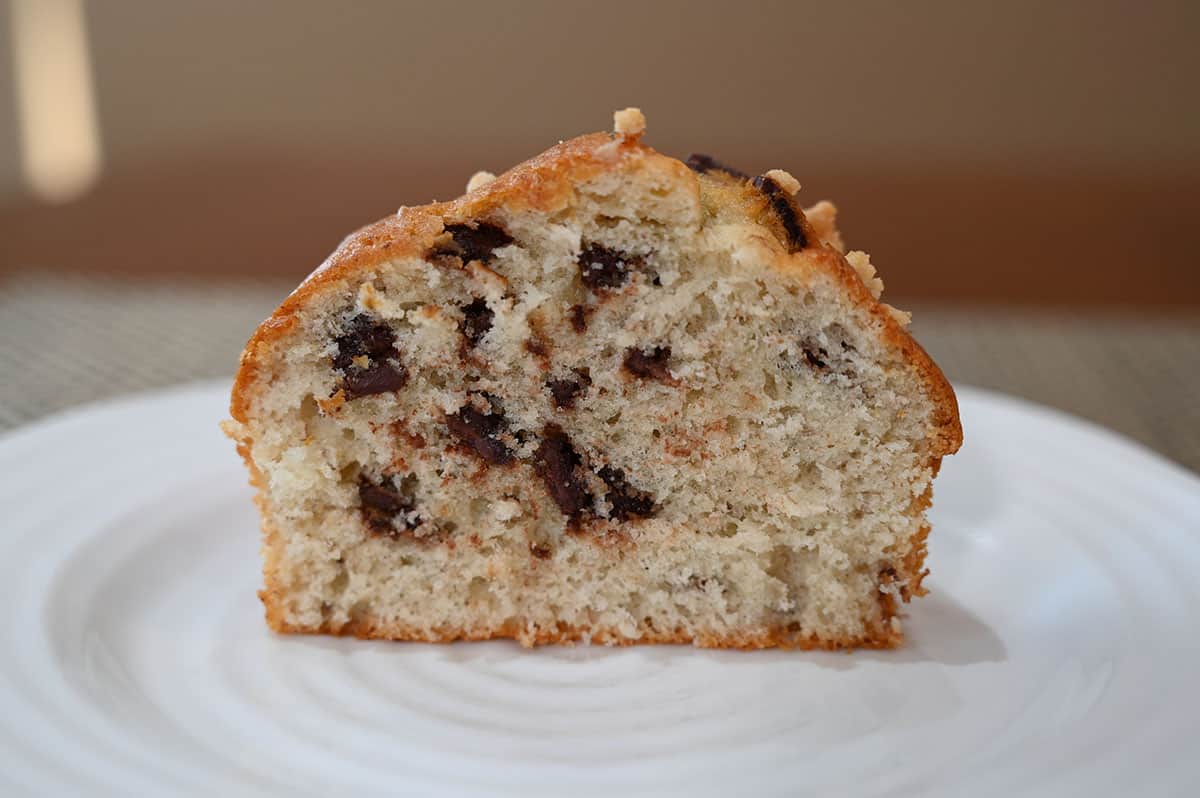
466,171 -> 496,192
613,107 -> 646,137
763,168 -> 801,195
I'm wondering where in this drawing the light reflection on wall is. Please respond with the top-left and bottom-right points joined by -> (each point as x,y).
11,0 -> 102,203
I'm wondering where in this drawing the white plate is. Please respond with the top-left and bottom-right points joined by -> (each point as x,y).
1,381 -> 1197,797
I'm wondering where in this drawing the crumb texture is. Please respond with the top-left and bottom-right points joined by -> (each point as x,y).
227,115 -> 961,650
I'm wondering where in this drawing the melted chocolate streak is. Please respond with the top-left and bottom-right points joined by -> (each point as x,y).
751,175 -> 808,251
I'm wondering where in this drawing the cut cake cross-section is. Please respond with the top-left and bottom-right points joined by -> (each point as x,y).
225,108 -> 962,649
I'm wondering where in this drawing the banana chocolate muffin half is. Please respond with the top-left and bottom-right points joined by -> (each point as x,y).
225,108 -> 962,649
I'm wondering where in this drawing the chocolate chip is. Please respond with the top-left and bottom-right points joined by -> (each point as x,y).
341,363 -> 409,398
623,346 -> 672,381
802,347 -> 829,371
459,298 -> 493,347
358,475 -> 420,536
533,424 -> 593,520
578,243 -> 641,291
333,315 -> 393,371
530,543 -> 553,560
685,153 -> 749,180
569,304 -> 590,333
546,369 -> 591,409
446,394 -> 513,465
333,315 -> 408,398
796,336 -> 835,374
598,466 -> 655,520
525,337 -> 549,359
752,175 -> 808,251
432,222 -> 513,264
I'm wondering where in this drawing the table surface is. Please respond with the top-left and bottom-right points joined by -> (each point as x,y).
2,273 -> 1197,474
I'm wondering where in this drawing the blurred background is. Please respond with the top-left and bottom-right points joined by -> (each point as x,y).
1,0 -> 1197,468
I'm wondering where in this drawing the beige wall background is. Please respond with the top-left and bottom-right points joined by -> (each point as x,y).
2,0 -> 1198,304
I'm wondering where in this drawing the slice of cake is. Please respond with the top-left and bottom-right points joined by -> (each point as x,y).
225,108 -> 962,649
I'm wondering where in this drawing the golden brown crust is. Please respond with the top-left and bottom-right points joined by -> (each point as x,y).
261,597 -> 903,651
900,479 -> 938,598
228,120 -> 959,651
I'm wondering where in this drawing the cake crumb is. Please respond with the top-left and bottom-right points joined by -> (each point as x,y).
357,282 -> 381,311
613,107 -> 646,138
316,390 -> 346,415
466,171 -> 496,192
494,499 -> 522,522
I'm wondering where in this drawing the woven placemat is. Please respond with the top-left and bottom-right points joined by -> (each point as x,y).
3,273 -> 1197,472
